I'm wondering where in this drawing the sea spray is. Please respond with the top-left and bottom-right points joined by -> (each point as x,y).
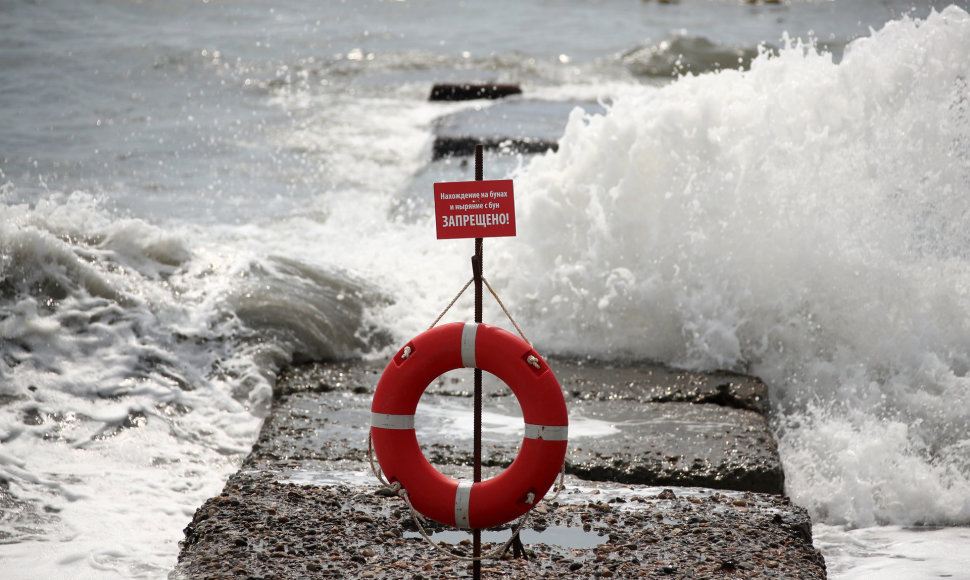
0,191 -> 380,575
495,6 -> 970,527
2,1 -> 968,576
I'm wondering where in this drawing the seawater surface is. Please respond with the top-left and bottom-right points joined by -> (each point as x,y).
2,1 -> 969,578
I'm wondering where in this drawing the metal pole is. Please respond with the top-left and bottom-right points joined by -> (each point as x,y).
472,144 -> 484,580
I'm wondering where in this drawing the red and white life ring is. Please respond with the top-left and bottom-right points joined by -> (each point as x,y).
370,322 -> 568,530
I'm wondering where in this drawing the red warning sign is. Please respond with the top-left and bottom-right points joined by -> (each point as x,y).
434,179 -> 516,240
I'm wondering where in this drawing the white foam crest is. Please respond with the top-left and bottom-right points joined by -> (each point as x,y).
814,524 -> 970,579
0,192 -> 269,575
780,406 -> 970,527
489,7 -> 970,526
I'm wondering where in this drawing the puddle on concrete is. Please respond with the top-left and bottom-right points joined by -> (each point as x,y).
416,375 -> 620,444
404,525 -> 606,549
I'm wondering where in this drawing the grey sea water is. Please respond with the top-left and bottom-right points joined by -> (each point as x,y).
2,1 -> 969,577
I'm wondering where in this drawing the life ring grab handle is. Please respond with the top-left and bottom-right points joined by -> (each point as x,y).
393,325 -> 548,374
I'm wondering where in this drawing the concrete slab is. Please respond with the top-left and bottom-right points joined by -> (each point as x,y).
171,359 -> 823,579
255,359 -> 782,495
431,99 -> 605,159
171,473 -> 825,579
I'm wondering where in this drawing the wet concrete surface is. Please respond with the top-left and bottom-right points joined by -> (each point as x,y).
172,358 -> 825,578
249,358 -> 783,495
431,100 -> 606,159
173,472 -> 824,579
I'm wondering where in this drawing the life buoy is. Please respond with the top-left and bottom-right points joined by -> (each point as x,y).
370,322 -> 568,530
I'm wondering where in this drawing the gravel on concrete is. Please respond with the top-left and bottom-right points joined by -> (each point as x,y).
171,359 -> 826,579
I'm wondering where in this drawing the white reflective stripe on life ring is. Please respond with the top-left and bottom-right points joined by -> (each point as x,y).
460,322 -> 478,368
454,481 -> 473,529
524,424 -> 568,441
371,412 -> 415,430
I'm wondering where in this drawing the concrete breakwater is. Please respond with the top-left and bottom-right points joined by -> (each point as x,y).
171,358 -> 826,578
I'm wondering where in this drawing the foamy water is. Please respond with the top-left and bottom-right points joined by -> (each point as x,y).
499,6 -> 970,529
2,1 -> 969,578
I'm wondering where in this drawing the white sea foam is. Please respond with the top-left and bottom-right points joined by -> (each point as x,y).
0,190 -> 393,578
483,7 -> 970,531
815,524 -> 970,579
3,2 -> 970,578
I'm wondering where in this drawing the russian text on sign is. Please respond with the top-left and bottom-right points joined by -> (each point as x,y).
433,179 -> 516,240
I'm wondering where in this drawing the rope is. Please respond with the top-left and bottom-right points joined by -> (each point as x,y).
426,275 -> 533,348
482,277 -> 532,346
546,462 -> 567,503
367,433 -> 390,487
428,277 -> 474,330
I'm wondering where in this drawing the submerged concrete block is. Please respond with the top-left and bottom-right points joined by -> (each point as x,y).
429,82 -> 523,101
430,99 -> 605,159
